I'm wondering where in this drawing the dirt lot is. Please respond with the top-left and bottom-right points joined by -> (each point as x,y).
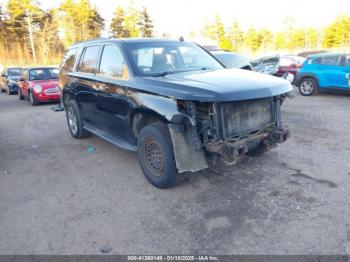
0,89 -> 350,255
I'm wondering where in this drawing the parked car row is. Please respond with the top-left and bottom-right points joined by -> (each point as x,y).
203,47 -> 350,96
0,67 -> 22,94
0,66 -> 60,106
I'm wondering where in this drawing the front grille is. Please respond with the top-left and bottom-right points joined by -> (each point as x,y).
44,87 -> 60,94
221,98 -> 274,138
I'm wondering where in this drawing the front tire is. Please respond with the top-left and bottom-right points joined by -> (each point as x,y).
299,78 -> 318,96
137,122 -> 184,188
66,100 -> 90,139
29,91 -> 40,106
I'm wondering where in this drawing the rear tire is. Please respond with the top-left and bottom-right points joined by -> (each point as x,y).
29,91 -> 40,106
137,122 -> 185,188
65,100 -> 90,139
299,78 -> 318,96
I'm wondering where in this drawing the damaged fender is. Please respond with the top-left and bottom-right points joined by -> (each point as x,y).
168,124 -> 208,173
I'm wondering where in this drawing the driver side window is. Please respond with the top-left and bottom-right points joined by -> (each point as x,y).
99,45 -> 129,80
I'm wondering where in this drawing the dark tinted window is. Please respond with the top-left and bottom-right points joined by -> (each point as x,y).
78,46 -> 100,74
61,48 -> 78,71
29,68 -> 59,80
99,45 -> 127,78
319,55 -> 341,66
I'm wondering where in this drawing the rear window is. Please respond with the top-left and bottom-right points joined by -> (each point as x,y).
29,68 -> 59,81
77,46 -> 100,74
61,48 -> 78,71
262,57 -> 279,65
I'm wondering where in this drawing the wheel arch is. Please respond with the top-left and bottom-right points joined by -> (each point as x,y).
130,108 -> 169,141
297,73 -> 319,87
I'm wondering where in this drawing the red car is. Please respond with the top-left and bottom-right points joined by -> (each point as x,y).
18,67 -> 60,106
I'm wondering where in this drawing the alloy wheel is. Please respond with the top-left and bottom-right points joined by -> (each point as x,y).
300,80 -> 314,95
67,107 -> 78,135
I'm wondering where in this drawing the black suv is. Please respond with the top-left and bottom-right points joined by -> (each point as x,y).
59,38 -> 292,188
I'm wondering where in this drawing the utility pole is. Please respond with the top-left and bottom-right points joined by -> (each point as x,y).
26,9 -> 36,64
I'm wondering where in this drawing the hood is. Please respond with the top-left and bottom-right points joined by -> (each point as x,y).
133,68 -> 292,102
29,79 -> 59,90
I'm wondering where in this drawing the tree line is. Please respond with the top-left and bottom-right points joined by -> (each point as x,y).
0,0 -> 154,66
0,0 -> 349,66
201,15 -> 350,54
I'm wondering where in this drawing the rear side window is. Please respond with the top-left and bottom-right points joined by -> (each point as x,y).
344,55 -> 350,67
319,55 -> 341,66
99,45 -> 128,79
77,46 -> 100,74
61,48 -> 78,71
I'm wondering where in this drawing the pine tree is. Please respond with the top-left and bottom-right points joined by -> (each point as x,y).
139,7 -> 153,37
228,20 -> 243,51
110,6 -> 126,38
58,0 -> 104,47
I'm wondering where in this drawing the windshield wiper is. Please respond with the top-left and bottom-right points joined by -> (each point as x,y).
152,67 -> 214,77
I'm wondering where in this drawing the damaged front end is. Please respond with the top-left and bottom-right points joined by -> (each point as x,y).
169,94 -> 290,173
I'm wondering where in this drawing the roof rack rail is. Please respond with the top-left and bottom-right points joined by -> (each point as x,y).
72,37 -> 109,46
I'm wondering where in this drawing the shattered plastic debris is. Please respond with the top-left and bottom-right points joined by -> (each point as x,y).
87,146 -> 96,153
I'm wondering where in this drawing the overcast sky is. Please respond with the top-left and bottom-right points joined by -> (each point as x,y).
2,0 -> 349,37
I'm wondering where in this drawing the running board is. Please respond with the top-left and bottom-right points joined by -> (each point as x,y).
83,124 -> 137,151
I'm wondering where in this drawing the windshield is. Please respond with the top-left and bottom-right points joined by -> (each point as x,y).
125,42 -> 223,76
29,68 -> 59,81
214,53 -> 250,68
8,68 -> 22,77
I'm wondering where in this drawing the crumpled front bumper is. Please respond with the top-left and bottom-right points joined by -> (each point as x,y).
204,125 -> 290,163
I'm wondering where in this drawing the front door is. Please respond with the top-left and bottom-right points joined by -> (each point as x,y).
94,44 -> 131,139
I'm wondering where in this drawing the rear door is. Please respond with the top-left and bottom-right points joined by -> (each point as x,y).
342,54 -> 350,89
316,55 -> 345,88
74,45 -> 102,125
94,43 -> 131,139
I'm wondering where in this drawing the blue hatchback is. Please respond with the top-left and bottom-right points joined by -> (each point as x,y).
295,52 -> 350,96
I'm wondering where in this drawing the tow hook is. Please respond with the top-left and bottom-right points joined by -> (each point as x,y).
271,128 -> 290,143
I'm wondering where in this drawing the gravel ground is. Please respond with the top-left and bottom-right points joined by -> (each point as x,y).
0,89 -> 350,255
